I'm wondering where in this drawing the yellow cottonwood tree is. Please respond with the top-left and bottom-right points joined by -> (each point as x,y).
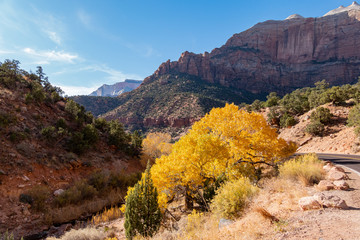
151,103 -> 297,209
140,132 -> 172,166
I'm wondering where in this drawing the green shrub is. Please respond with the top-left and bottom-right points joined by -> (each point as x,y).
0,112 -> 16,128
94,118 -> 109,131
310,107 -> 332,124
55,180 -> 97,207
211,177 -> 258,219
348,104 -> 360,127
88,171 -> 108,192
305,120 -> 325,136
108,172 -> 142,190
108,120 -> 131,150
265,92 -> 280,107
26,185 -> 50,211
55,118 -> 67,129
41,126 -> 57,140
279,112 -> 297,128
9,131 -> 27,143
279,153 -> 325,186
65,100 -> 81,119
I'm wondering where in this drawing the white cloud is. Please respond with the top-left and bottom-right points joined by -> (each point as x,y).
57,85 -> 98,96
78,9 -> 92,29
46,31 -> 62,45
23,47 -> 78,64
83,64 -> 142,82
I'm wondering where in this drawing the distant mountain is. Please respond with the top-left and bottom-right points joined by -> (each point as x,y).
89,79 -> 142,97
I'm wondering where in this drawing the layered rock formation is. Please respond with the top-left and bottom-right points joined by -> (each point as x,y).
145,3 -> 360,94
89,79 -> 142,97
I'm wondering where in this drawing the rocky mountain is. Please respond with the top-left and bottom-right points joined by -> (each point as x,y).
103,3 -> 360,132
102,73 -> 258,134
146,2 -> 360,95
89,79 -> 142,97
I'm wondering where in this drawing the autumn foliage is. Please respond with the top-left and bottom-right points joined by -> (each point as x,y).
150,103 -> 297,208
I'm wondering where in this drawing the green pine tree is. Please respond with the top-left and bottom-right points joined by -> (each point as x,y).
124,162 -> 161,239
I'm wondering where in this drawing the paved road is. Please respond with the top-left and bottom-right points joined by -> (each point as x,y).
297,153 -> 360,173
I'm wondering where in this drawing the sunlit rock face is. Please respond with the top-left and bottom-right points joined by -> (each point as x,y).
146,4 -> 360,94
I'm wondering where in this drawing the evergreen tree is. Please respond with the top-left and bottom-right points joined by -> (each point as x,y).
124,162 -> 161,239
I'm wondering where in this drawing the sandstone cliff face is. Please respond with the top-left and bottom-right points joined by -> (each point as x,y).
146,10 -> 360,94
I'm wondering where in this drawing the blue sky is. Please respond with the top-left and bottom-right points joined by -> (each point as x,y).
0,0 -> 356,95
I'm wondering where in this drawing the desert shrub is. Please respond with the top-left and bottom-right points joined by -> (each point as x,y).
211,177 -> 258,219
46,227 -> 106,240
251,99 -> 264,111
107,120 -> 131,151
88,171 -> 108,192
265,92 -> 280,107
9,131 -> 27,143
41,126 -> 57,140
65,100 -> 81,119
55,118 -> 67,129
82,124 -> 99,145
55,180 -> 97,207
108,172 -> 141,190
0,112 -> 16,128
348,104 -> 360,136
67,125 -> 98,154
267,107 -> 281,126
94,118 -> 109,131
310,107 -> 332,124
26,185 -> 50,211
279,153 -> 325,186
305,120 -> 325,136
279,112 -> 297,128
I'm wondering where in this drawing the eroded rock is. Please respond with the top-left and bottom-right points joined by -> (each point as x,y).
317,180 -> 335,191
314,193 -> 348,209
333,180 -> 350,190
299,196 -> 321,210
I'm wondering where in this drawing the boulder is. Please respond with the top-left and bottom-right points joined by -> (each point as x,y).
333,180 -> 350,190
314,193 -> 348,209
298,196 -> 321,210
317,180 -> 335,191
328,170 -> 348,181
53,189 -> 65,196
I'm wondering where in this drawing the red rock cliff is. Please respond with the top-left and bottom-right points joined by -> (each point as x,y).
146,10 -> 360,94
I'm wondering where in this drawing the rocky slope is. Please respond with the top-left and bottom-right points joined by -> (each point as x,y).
279,103 -> 360,154
0,63 -> 142,238
89,79 -> 142,97
146,3 -> 360,95
71,95 -> 123,116
101,73 -> 258,134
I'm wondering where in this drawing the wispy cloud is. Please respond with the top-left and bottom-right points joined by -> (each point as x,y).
23,47 -> 78,64
56,85 -> 98,96
77,9 -> 92,29
46,31 -> 62,45
83,64 -> 142,82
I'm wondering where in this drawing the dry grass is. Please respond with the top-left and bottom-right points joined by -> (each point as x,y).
279,153 -> 325,186
46,227 -> 106,240
146,177 -> 308,240
91,206 -> 123,225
